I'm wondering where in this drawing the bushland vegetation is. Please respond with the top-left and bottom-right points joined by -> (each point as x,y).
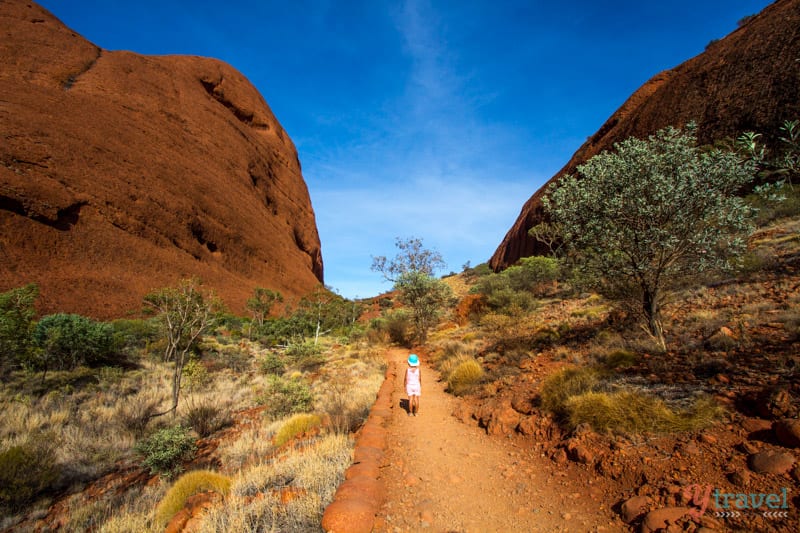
422,119 -> 799,441
0,281 -> 384,531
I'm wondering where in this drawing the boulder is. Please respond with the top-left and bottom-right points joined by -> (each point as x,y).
620,495 -> 650,523
565,438 -> 594,464
748,450 -> 796,475
773,419 -> 800,448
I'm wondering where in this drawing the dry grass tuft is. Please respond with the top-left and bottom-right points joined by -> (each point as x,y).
539,366 -> 602,416
565,391 -> 725,434
446,358 -> 484,396
200,433 -> 352,532
273,414 -> 322,447
154,470 -> 231,526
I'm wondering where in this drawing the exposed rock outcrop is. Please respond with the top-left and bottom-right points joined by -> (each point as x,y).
0,0 -> 323,317
491,0 -> 800,270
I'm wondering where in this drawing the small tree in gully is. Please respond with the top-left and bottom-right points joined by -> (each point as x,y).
371,236 -> 446,282
144,279 -> 221,417
395,271 -> 454,343
373,237 -> 452,343
543,124 -> 757,350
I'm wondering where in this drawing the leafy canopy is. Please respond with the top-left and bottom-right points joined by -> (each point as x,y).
371,236 -> 446,282
543,124 -> 756,347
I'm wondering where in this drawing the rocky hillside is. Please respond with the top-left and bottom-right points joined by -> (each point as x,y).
0,0 -> 323,318
491,0 -> 800,270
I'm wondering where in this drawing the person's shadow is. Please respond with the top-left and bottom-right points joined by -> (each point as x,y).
399,398 -> 410,414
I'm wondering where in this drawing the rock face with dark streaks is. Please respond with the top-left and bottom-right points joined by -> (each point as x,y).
491,0 -> 800,270
1,0 -> 323,317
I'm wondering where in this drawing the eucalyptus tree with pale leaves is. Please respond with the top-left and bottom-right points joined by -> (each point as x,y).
543,124 -> 757,350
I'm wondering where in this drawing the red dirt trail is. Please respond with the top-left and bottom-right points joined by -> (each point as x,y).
373,347 -> 624,532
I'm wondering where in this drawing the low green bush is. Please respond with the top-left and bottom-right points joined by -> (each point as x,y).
33,313 -> 115,370
0,432 -> 59,511
257,376 -> 314,419
135,425 -> 197,477
384,310 -> 413,347
259,352 -> 286,375
285,341 -> 325,370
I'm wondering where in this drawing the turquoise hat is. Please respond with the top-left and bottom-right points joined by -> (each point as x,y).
407,354 -> 419,366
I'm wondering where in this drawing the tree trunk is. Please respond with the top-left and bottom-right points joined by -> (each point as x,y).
642,289 -> 666,352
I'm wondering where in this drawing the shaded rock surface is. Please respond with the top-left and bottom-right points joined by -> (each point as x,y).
490,0 -> 800,271
0,0 -> 323,317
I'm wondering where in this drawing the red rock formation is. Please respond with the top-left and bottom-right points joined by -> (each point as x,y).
0,0 -> 323,317
491,0 -> 800,271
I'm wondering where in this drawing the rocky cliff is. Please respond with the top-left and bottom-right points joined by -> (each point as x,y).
490,0 -> 800,270
0,0 -> 324,317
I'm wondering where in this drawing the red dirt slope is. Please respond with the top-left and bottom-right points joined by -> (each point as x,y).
0,0 -> 323,318
491,0 -> 800,271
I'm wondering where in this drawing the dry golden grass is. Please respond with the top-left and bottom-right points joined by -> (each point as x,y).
154,470 -> 231,526
199,433 -> 352,532
539,366 -> 602,416
274,414 -> 322,447
446,358 -> 484,396
565,391 -> 725,434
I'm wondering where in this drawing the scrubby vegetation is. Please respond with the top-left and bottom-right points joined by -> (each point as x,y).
1,119 -> 797,531
0,282 -> 384,531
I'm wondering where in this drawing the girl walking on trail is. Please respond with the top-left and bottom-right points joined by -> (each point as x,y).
404,353 -> 422,416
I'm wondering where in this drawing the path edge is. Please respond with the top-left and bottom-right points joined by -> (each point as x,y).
321,359 -> 397,533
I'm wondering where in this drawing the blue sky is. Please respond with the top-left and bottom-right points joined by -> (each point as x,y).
37,0 -> 774,299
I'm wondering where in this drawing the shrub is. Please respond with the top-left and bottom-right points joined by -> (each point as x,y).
0,432 -> 59,511
259,352 -> 286,375
383,309 -> 413,346
0,284 -> 39,371
154,469 -> 231,526
184,402 -> 231,438
257,376 -> 314,419
181,358 -> 210,392
506,256 -> 560,292
539,367 -> 602,416
600,350 -> 639,370
285,341 -> 325,370
33,313 -> 115,370
564,391 -> 725,434
135,425 -> 197,477
110,318 -> 160,354
274,414 -> 322,447
446,358 -> 484,396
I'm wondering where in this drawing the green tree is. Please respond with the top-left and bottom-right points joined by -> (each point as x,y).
144,279 -> 220,417
395,271 -> 454,343
371,236 -> 446,282
544,124 -> 756,349
32,313 -> 115,375
0,284 -> 39,372
246,288 -> 283,329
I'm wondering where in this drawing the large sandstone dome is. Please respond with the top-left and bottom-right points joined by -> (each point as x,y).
0,0 -> 324,317
491,0 -> 800,270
